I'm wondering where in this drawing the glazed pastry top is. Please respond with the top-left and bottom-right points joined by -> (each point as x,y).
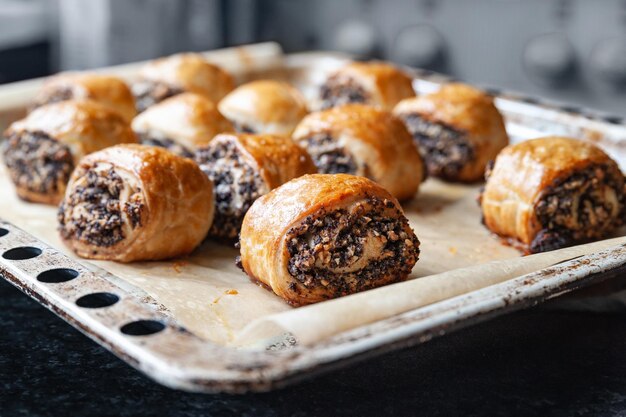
131,93 -> 233,149
218,80 -> 308,134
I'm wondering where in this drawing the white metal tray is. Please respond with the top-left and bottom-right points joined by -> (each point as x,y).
1,43 -> 626,393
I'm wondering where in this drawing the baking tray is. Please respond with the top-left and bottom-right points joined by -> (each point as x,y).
1,42 -> 626,393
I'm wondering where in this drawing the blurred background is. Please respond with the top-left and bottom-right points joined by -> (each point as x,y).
1,0 -> 625,114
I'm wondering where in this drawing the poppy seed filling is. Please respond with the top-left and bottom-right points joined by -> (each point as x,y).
401,114 -> 474,179
58,163 -> 144,247
301,133 -> 358,175
2,130 -> 74,197
132,80 -> 184,113
137,133 -> 193,158
286,197 -> 420,298
196,139 -> 267,240
531,164 -> 624,253
31,86 -> 75,110
319,75 -> 369,110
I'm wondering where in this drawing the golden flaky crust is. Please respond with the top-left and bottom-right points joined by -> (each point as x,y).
481,136 -> 623,247
138,53 -> 234,103
32,73 -> 137,123
220,133 -> 317,189
292,104 -> 424,201
218,80 -> 308,135
324,61 -> 415,110
4,100 -> 137,204
132,93 -> 234,150
394,83 -> 509,182
59,144 -> 214,262
239,174 -> 419,305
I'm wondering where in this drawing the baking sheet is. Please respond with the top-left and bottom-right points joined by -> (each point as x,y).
1,45 -> 626,350
0,164 -> 525,345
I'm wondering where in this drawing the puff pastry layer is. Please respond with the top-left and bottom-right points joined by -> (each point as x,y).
58,144 -> 214,262
218,80 -> 308,135
2,100 -> 137,205
132,93 -> 233,157
238,174 -> 420,305
480,136 -> 625,253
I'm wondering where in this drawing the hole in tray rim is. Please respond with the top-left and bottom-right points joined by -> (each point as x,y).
3,246 -> 42,260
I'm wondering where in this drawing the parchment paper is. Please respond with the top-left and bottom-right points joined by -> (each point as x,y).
4,162 -> 622,348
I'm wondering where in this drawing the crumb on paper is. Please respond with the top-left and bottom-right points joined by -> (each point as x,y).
212,289 -> 239,305
172,260 -> 188,273
448,246 -> 457,255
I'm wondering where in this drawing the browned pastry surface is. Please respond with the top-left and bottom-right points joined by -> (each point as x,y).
394,83 -> 509,182
132,53 -> 234,112
31,73 -> 137,123
480,136 -> 625,253
58,144 -> 214,262
239,173 -> 420,305
132,92 -> 233,157
292,104 -> 424,201
319,61 -> 415,110
2,100 -> 137,205
195,133 -> 316,240
218,80 -> 308,135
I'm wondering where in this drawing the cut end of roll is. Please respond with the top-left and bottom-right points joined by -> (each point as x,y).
2,130 -> 74,205
530,163 -> 624,253
319,74 -> 370,110
196,137 -> 269,240
132,80 -> 183,113
301,133 -> 359,175
284,197 -> 420,305
58,162 -> 146,254
399,114 -> 475,181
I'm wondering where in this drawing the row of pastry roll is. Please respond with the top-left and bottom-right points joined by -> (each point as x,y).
2,55 -> 624,306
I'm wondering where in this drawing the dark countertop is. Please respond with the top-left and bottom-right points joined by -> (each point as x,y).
3,277 -> 626,417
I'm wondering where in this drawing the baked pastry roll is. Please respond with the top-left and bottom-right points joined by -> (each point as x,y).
292,104 -> 424,201
131,93 -> 234,157
480,136 -> 625,254
58,144 -> 214,262
319,61 -> 415,110
132,53 -> 235,112
195,133 -> 316,240
394,83 -> 509,182
218,80 -> 308,135
238,174 -> 420,306
2,100 -> 137,205
31,73 -> 137,123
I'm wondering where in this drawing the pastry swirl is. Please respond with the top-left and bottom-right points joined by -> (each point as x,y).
131,93 -> 234,157
292,104 -> 424,201
195,133 -> 316,240
2,100 -> 137,205
394,83 -> 509,182
132,53 -> 234,112
218,80 -> 308,135
58,144 -> 214,262
319,61 -> 415,110
238,174 -> 420,305
480,136 -> 625,253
